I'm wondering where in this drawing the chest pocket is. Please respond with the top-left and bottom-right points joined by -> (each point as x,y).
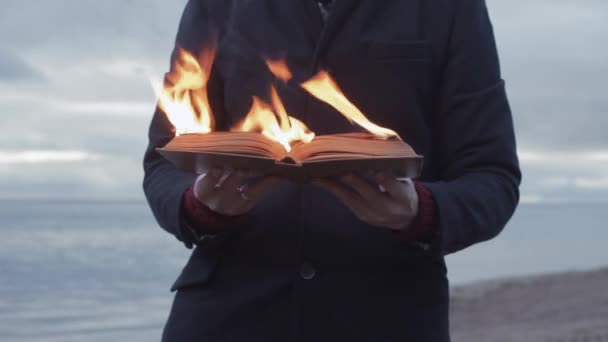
364,40 -> 432,106
324,40 -> 432,140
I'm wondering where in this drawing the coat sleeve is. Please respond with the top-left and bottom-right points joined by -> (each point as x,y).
423,0 -> 522,255
142,0 -> 224,249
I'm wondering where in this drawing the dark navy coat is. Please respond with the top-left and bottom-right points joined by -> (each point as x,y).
143,0 -> 521,341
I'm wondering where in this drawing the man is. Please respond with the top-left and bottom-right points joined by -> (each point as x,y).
143,0 -> 521,340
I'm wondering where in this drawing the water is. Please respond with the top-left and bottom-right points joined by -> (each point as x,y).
446,202 -> 608,284
1,200 -> 607,341
0,200 -> 190,342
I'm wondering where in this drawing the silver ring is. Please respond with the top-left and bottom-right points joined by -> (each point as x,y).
237,185 -> 250,201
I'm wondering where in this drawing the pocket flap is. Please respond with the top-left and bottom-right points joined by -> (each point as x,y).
170,243 -> 221,292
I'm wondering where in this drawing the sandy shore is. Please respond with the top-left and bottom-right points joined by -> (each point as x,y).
450,267 -> 608,341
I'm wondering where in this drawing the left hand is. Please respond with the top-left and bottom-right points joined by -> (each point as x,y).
312,172 -> 419,231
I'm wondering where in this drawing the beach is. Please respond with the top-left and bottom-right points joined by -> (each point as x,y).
451,268 -> 608,341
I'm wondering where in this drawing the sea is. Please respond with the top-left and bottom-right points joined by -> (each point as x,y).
1,199 -> 607,341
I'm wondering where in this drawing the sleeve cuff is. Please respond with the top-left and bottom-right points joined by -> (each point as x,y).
399,181 -> 437,242
181,185 -> 246,238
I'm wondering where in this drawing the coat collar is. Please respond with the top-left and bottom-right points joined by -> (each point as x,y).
300,0 -> 358,50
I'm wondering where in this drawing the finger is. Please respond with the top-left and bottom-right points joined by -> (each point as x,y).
214,169 -> 234,189
374,173 -> 419,217
212,170 -> 252,213
339,173 -> 388,208
219,175 -> 284,215
220,169 -> 249,193
374,172 -> 412,200
313,179 -> 382,224
193,168 -> 223,200
318,180 -> 382,224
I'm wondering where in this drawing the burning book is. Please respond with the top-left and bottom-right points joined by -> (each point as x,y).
153,47 -> 423,181
158,132 -> 421,181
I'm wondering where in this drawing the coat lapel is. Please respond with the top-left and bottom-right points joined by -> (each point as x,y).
298,0 -> 358,61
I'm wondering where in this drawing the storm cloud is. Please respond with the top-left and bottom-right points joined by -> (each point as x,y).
0,0 -> 606,201
492,0 -> 608,150
0,49 -> 43,81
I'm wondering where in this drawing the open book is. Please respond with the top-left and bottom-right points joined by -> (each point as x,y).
157,132 -> 423,181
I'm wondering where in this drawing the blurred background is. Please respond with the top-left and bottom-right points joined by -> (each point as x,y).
1,0 -> 606,341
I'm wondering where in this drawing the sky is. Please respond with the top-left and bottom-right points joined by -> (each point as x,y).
0,0 -> 607,202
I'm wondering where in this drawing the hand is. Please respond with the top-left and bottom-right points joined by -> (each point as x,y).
193,168 -> 283,216
312,172 -> 419,231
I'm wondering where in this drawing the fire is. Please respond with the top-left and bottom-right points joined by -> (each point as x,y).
233,95 -> 314,152
153,46 -> 397,150
301,71 -> 398,139
266,59 -> 293,82
233,58 -> 314,152
152,44 -> 217,135
270,86 -> 293,132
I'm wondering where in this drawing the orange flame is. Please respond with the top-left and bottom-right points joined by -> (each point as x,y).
152,47 -> 397,150
152,44 -> 217,135
301,71 -> 398,139
233,59 -> 314,152
233,92 -> 314,152
270,86 -> 293,132
266,59 -> 293,82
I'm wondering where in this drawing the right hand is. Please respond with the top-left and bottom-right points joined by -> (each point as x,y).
193,168 -> 283,216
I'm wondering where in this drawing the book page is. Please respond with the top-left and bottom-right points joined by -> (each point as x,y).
289,133 -> 417,162
163,132 -> 287,160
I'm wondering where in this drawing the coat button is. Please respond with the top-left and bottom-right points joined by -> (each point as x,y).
300,262 -> 316,280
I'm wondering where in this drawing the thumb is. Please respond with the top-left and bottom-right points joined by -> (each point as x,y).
193,168 -> 222,201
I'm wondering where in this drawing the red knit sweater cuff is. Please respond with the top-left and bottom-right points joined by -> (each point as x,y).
182,185 -> 243,234
400,181 -> 437,242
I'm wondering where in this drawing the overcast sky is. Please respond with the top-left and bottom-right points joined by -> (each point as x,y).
0,0 -> 606,202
